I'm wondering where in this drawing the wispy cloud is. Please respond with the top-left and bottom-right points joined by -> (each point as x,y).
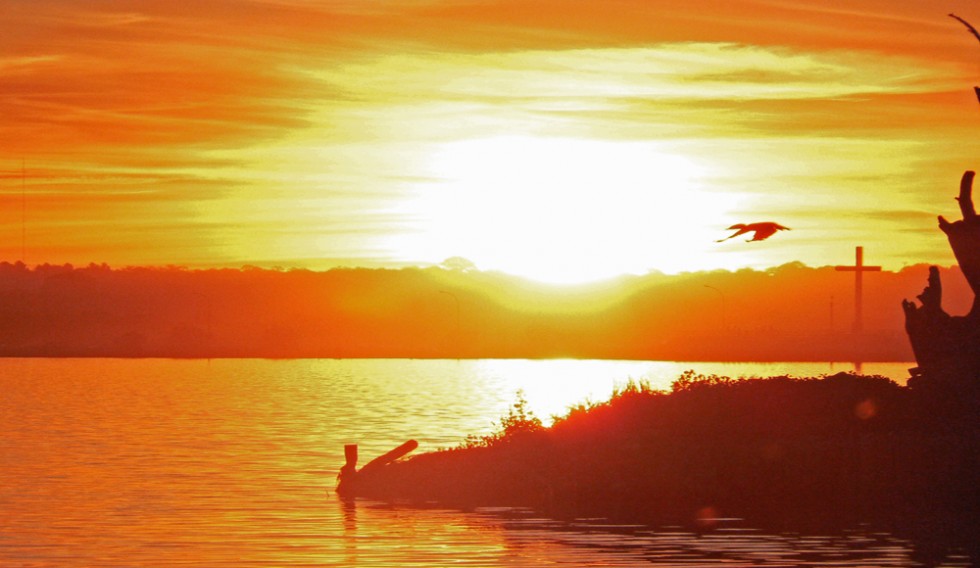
321,43 -> 958,104
0,0 -> 976,273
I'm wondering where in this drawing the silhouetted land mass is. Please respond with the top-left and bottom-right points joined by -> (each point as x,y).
0,260 -> 969,360
347,372 -> 979,563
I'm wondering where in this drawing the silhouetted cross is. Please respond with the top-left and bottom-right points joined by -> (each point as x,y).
835,246 -> 881,332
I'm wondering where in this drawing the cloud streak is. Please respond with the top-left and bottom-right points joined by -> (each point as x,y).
0,0 -> 976,275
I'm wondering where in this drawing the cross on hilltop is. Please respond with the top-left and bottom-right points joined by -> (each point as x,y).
835,246 -> 881,332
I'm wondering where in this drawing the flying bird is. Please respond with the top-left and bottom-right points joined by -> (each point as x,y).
716,222 -> 790,243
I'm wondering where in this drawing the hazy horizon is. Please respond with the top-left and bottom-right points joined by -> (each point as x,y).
0,254 -> 963,283
1,258 -> 969,361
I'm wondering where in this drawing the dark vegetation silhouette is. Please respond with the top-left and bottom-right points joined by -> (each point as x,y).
347,372 -> 978,563
0,260 -> 969,360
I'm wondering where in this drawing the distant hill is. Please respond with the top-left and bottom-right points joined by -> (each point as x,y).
0,261 -> 969,360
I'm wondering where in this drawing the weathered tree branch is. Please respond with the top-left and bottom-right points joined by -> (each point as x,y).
950,14 -> 980,44
904,171 -> 980,386
949,14 -> 980,105
938,171 -> 980,317
903,267 -> 952,374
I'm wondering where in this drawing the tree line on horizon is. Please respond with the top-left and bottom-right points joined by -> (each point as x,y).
0,260 -> 970,360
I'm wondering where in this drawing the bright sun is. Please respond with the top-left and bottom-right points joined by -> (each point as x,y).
393,135 -> 737,284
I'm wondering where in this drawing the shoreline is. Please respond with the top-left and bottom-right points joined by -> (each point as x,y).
343,372 -> 979,556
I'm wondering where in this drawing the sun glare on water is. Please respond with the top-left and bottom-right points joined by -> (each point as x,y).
394,135 -> 736,284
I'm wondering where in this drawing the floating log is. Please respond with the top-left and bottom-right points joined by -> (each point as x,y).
336,440 -> 418,496
359,440 -> 418,475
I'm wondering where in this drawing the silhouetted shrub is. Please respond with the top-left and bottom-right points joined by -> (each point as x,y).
464,390 -> 543,448
670,369 -> 733,392
356,371 -> 978,541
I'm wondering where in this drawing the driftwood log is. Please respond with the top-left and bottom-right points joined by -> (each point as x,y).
336,440 -> 418,497
903,171 -> 980,388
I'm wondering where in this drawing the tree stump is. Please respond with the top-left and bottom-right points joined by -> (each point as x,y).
903,171 -> 980,389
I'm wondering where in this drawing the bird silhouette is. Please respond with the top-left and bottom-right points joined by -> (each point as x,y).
716,222 -> 790,242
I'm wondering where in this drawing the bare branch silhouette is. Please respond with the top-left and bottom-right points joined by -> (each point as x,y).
949,13 -> 980,45
948,14 -> 980,105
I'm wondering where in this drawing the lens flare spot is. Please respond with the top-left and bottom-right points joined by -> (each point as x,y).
854,398 -> 877,420
695,505 -> 720,530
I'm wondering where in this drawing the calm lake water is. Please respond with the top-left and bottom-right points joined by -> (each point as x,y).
2,358 -> 970,567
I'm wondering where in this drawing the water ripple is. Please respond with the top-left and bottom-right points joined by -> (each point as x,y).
0,358 -> 961,567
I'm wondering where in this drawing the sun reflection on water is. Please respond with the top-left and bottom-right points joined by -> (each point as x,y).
0,358 -> 934,567
471,359 -> 910,425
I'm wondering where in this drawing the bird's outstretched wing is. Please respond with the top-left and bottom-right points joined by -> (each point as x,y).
716,222 -> 789,243
716,224 -> 749,242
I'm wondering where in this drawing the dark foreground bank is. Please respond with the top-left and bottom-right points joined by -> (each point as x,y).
343,372 -> 979,560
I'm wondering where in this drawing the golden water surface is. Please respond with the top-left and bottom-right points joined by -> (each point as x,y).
2,358 -> 944,567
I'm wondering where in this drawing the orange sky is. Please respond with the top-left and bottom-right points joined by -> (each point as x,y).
2,1 -> 979,283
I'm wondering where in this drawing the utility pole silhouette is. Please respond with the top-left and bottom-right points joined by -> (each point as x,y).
21,159 -> 26,264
